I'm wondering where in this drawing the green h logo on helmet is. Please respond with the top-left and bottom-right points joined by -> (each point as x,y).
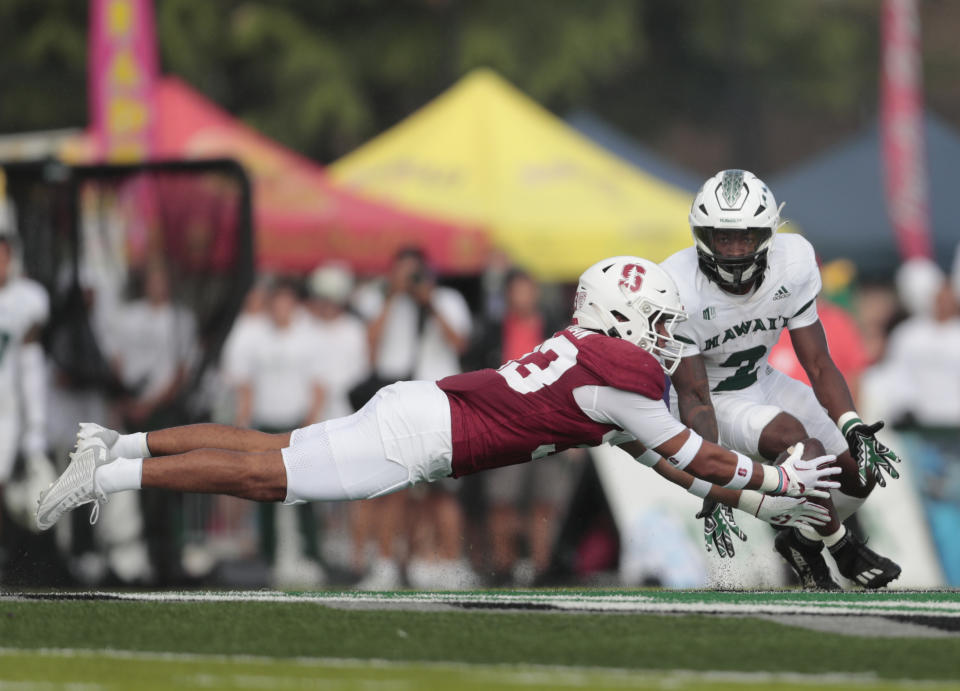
720,169 -> 745,207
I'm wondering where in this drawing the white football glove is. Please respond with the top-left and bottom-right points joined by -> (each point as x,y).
775,443 -> 841,499
739,490 -> 831,528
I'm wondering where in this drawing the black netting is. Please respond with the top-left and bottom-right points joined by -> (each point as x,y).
3,158 -> 253,424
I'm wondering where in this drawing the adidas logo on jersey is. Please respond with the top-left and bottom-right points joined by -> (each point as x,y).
702,306 -> 716,320
772,285 -> 790,301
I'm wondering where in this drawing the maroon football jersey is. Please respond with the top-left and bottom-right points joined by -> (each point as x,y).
437,327 -> 666,477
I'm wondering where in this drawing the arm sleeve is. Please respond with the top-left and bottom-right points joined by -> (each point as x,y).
573,385 -> 686,450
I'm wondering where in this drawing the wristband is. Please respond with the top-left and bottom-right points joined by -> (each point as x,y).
664,431 -> 702,472
721,452 -> 753,490
837,411 -> 862,435
634,449 -> 661,468
688,478 -> 711,499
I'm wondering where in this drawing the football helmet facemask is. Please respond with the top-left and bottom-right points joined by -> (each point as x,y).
572,256 -> 687,375
689,169 -> 784,291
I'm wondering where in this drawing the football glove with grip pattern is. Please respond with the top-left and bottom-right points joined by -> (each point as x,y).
697,500 -> 747,558
697,491 -> 832,559
838,413 -> 901,487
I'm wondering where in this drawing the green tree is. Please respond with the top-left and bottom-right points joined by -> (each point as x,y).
1,0 -> 958,174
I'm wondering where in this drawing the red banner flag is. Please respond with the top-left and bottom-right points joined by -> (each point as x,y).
881,0 -> 932,260
88,0 -> 159,162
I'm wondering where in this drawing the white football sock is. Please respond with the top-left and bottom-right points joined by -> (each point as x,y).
798,523 -> 846,547
95,457 -> 143,494
114,432 -> 151,459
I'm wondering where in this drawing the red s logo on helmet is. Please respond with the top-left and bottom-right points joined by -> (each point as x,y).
619,264 -> 646,293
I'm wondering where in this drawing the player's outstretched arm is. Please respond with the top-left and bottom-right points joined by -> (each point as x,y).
619,442 -> 829,557
650,429 -> 840,499
670,353 -> 719,442
624,443 -> 830,529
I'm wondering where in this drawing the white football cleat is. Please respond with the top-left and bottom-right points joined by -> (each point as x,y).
36,438 -> 110,531
77,422 -> 120,459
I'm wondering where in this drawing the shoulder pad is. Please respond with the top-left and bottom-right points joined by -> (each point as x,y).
574,332 -> 666,400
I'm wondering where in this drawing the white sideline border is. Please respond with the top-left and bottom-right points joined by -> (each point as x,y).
7,590 -> 960,618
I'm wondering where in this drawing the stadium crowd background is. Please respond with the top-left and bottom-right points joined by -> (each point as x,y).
1,0 -> 959,590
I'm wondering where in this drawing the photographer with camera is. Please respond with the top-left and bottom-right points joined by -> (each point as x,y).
351,246 -> 473,588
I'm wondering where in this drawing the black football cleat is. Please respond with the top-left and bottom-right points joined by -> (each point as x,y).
774,528 -> 841,591
829,531 -> 901,589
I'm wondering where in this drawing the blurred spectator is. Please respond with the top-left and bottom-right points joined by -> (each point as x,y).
308,264 -> 369,420
353,247 -> 473,589
104,261 -> 200,584
190,277 -> 274,576
109,262 -> 198,427
769,260 -> 869,402
862,257 -> 960,585
221,275 -> 272,396
0,216 -> 54,557
880,259 -> 960,428
44,266 -> 115,584
306,263 -> 370,577
468,268 -> 579,584
355,247 -> 471,384
895,257 -> 945,321
479,247 -> 514,321
231,277 -> 326,587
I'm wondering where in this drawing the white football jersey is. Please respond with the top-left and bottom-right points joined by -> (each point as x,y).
660,232 -> 821,393
0,277 -> 49,414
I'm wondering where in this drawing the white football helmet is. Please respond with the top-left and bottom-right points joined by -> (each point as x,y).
688,169 -> 784,290
572,256 -> 687,374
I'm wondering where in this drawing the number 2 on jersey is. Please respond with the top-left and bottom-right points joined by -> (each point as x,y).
498,335 -> 578,394
713,345 -> 767,392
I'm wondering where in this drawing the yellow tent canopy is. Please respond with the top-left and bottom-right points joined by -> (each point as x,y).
331,69 -> 694,281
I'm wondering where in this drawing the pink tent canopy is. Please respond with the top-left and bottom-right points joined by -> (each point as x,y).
153,77 -> 488,274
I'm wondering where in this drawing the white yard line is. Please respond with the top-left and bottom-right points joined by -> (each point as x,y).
15,590 -> 958,618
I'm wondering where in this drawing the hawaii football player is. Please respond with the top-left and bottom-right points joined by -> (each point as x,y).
0,190 -> 54,538
37,257 -> 839,535
653,169 -> 901,589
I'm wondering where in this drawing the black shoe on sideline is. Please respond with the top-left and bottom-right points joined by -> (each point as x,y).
774,528 -> 842,591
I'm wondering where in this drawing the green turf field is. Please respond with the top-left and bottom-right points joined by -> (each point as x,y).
2,589 -> 959,690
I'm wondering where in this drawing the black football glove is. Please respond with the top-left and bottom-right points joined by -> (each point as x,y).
840,415 -> 902,487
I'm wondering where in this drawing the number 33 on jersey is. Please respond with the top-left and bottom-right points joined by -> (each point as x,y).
437,328 -> 667,477
497,336 -> 578,394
